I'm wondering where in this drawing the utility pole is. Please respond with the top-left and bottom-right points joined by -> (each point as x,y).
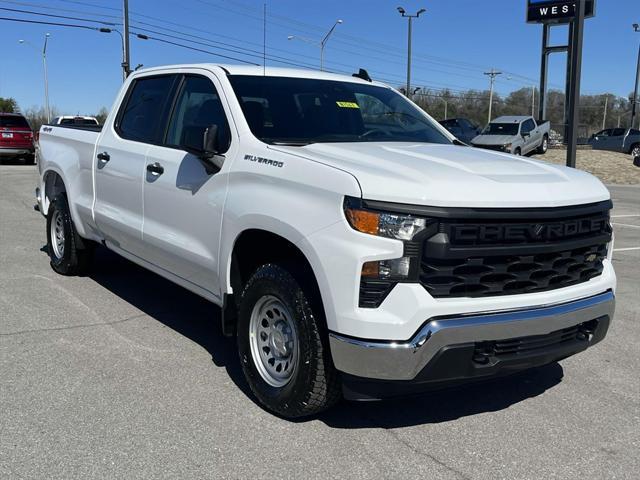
122,0 -> 131,79
532,85 -> 536,117
397,7 -> 426,97
632,24 -> 640,130
602,95 -> 608,129
484,69 -> 502,123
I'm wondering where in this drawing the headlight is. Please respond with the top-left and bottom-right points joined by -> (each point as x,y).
344,202 -> 427,241
344,197 -> 436,287
504,143 -> 512,150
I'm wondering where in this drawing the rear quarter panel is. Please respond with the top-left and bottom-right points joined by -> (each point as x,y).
38,126 -> 100,238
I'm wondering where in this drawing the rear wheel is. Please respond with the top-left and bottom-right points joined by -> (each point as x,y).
537,135 -> 549,154
237,264 -> 340,418
46,194 -> 93,275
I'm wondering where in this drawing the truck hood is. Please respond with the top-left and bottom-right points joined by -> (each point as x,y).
271,142 -> 610,208
470,134 -> 515,146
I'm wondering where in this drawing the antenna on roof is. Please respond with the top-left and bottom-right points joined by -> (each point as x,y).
352,68 -> 372,82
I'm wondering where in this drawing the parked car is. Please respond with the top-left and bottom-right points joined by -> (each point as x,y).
438,118 -> 481,144
0,113 -> 35,164
51,116 -> 100,127
471,115 -> 550,155
588,128 -> 640,157
36,65 -> 616,418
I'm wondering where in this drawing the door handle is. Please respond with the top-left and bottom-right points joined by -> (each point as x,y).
97,152 -> 110,163
146,162 -> 164,176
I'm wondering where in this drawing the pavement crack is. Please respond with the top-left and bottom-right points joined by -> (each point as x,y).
385,428 -> 473,480
0,313 -> 149,337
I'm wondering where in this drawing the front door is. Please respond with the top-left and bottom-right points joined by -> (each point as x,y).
94,74 -> 178,257
142,72 -> 237,298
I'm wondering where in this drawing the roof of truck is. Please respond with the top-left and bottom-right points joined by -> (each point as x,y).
135,64 -> 387,87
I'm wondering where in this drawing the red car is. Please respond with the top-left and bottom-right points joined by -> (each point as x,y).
0,113 -> 35,164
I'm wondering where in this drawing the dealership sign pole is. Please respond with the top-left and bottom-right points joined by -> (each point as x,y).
528,0 -> 595,168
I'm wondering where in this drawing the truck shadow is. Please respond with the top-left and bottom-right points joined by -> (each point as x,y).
86,246 -> 253,399
318,363 -> 564,429
85,246 -> 564,428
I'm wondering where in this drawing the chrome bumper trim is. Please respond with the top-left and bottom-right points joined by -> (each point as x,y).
329,291 -> 615,381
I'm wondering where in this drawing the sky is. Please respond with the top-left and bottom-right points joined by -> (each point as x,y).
0,0 -> 638,115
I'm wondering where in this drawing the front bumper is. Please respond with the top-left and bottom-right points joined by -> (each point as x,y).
329,290 -> 614,382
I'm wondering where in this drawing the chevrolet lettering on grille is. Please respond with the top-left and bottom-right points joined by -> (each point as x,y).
449,217 -> 609,244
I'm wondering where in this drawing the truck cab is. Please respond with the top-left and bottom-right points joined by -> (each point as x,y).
35,65 -> 615,418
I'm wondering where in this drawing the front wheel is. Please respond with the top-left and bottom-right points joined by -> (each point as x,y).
46,194 -> 93,275
630,144 -> 640,158
513,147 -> 522,156
237,264 -> 340,418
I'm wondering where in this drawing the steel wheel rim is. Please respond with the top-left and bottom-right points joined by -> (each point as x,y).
50,210 -> 65,259
249,295 -> 298,388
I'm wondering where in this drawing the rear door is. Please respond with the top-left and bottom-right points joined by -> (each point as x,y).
608,128 -> 627,152
141,71 -> 237,297
94,74 -> 178,257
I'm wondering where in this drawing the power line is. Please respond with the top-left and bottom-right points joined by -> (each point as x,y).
0,6 -> 116,25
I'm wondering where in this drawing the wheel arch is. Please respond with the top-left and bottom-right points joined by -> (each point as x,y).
222,228 -> 324,337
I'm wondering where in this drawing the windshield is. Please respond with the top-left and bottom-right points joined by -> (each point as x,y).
481,123 -> 519,136
228,75 -> 452,146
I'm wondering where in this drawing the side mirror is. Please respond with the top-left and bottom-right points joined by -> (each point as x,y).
634,156 -> 640,168
522,131 -> 530,138
181,124 -> 225,170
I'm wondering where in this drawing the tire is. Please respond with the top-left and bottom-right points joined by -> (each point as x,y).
630,144 -> 640,158
537,135 -> 549,154
514,147 -> 522,156
237,263 -> 340,418
46,194 -> 93,275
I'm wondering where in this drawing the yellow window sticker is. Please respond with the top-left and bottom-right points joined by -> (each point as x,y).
336,101 -> 360,109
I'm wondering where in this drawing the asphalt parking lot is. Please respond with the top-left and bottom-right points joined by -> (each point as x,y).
1,164 -> 638,480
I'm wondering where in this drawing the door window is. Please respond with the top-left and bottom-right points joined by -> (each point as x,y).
166,75 -> 231,153
117,75 -> 176,143
521,119 -> 535,134
610,128 -> 626,137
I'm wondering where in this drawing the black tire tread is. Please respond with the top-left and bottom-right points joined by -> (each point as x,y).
46,194 -> 93,276
238,264 -> 340,418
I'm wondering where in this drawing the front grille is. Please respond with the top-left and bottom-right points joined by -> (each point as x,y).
474,144 -> 505,152
421,244 -> 607,297
418,202 -> 611,298
472,319 -> 600,364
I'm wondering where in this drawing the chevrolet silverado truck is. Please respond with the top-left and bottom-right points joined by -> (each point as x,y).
471,115 -> 550,156
35,65 -> 616,418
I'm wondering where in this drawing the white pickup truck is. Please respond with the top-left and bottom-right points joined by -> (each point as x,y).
471,115 -> 551,156
36,64 -> 616,418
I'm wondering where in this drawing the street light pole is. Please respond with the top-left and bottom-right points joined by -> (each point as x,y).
631,23 -> 640,130
288,20 -> 342,71
19,33 -> 51,123
42,33 -> 50,123
99,28 -> 127,82
484,69 -> 502,123
320,19 -> 342,72
397,7 -> 426,97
